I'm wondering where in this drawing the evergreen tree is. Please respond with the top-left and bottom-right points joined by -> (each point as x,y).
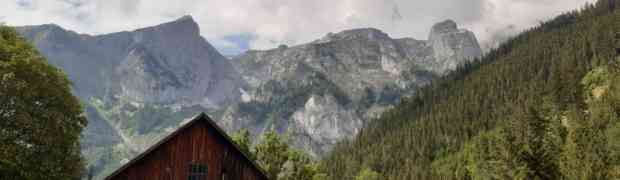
464,128 -> 528,180
514,107 -> 562,179
560,107 -> 611,179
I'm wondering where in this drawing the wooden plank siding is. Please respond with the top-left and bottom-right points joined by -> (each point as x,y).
106,113 -> 269,180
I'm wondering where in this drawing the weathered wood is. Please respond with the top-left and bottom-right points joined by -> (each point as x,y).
105,113 -> 268,180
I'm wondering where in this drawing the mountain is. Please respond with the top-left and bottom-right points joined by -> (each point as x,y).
17,16 -> 242,107
16,16 -> 244,178
320,2 -> 620,179
223,22 -> 481,155
16,16 -> 481,178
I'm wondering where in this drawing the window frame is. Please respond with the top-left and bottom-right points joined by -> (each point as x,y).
188,163 -> 208,180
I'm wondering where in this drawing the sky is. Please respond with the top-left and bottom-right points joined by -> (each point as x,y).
1,0 -> 597,56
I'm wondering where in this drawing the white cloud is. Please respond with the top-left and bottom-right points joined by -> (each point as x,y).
1,0 -> 597,53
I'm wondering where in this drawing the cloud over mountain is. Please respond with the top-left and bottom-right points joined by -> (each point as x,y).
2,0 -> 595,54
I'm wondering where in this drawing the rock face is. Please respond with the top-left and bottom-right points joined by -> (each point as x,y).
17,16 -> 242,107
427,20 -> 482,73
224,21 -> 482,155
16,17 -> 481,178
291,95 -> 363,153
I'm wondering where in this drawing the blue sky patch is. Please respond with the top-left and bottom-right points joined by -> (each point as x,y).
216,33 -> 256,57
16,0 -> 32,9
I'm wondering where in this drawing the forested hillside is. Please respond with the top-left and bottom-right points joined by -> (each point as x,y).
321,0 -> 620,179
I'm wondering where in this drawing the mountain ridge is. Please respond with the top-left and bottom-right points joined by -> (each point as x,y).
225,18 -> 481,156
16,15 -> 482,178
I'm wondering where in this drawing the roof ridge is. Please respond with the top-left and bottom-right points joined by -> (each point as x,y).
105,112 -> 269,179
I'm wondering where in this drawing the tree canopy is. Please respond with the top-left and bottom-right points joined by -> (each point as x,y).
232,129 -> 326,180
0,26 -> 87,179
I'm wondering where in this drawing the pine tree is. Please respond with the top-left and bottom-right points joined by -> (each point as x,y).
560,107 -> 610,180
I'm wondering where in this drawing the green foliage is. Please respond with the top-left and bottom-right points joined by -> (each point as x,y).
355,168 -> 382,180
463,106 -> 565,180
322,1 -> 620,179
93,99 -> 210,137
232,129 -> 253,160
278,150 -> 322,180
560,107 -> 611,180
255,129 -> 290,179
430,149 -> 469,179
133,105 -> 174,134
456,101 -> 612,180
312,173 -> 328,180
609,121 -> 620,165
233,129 -> 326,180
464,128 -> 529,180
0,26 -> 86,179
582,66 -> 611,102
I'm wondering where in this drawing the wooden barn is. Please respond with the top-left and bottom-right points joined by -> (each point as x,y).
105,113 -> 269,180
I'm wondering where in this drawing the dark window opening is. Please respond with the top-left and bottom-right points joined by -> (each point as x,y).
188,164 -> 208,180
221,170 -> 227,180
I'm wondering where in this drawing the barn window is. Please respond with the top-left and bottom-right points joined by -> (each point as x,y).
221,170 -> 227,180
188,164 -> 208,180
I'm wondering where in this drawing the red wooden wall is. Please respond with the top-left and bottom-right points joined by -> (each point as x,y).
106,117 -> 268,180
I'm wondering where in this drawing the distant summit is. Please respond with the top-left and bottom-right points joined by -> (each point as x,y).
17,15 -> 242,107
430,19 -> 458,34
136,15 -> 201,36
428,19 -> 482,72
317,28 -> 391,43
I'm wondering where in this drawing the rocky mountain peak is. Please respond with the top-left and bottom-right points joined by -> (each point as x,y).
430,19 -> 458,34
17,23 -> 84,42
337,28 -> 389,38
31,23 -> 64,32
17,15 -> 243,107
177,15 -> 194,21
427,19 -> 482,73
136,15 -> 200,38
317,28 -> 390,43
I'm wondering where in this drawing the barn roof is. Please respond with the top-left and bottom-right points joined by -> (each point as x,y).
105,112 -> 269,179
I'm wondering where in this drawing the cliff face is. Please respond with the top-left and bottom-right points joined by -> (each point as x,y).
427,20 -> 482,73
17,17 -> 481,178
225,21 -> 482,155
17,16 -> 242,107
